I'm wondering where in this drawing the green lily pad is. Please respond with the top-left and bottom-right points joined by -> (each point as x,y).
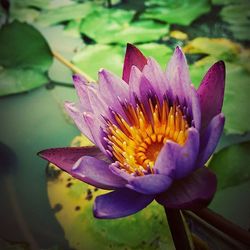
10,0 -> 50,9
137,43 -> 173,68
212,0 -> 248,4
80,8 -> 168,44
10,8 -> 40,23
36,2 -> 98,26
184,37 -> 240,61
0,21 -> 52,96
141,0 -> 211,26
72,45 -> 124,80
220,3 -> 250,41
209,141 -> 250,190
0,68 -> 48,96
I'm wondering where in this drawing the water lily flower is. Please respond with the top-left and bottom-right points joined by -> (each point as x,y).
39,44 -> 225,219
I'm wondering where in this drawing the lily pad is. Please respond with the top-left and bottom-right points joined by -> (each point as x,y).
141,0 -> 211,26
209,141 -> 250,190
36,2 -> 98,26
219,3 -> 250,41
80,8 -> 168,44
10,0 -> 50,9
0,21 -> 52,96
137,43 -> 173,68
0,68 -> 48,96
10,8 -> 40,23
72,45 -> 124,80
184,37 -> 240,61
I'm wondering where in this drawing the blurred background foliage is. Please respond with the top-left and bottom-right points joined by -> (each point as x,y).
0,0 -> 250,249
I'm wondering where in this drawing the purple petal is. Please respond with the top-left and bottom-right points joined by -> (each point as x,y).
71,156 -> 126,189
82,112 -> 106,154
142,57 -> 169,101
128,65 -> 155,105
87,86 -> 108,122
122,43 -> 147,83
94,188 -> 154,219
166,47 -> 201,130
156,167 -> 217,210
98,69 -> 129,114
109,162 -> 133,180
72,74 -> 97,112
126,174 -> 172,195
38,146 -> 105,173
197,113 -> 225,168
197,61 -> 225,130
154,127 -> 200,180
64,102 -> 94,142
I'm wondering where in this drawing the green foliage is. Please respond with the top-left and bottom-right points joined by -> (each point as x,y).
137,43 -> 173,68
141,0 -> 211,26
209,141 -> 250,190
36,2 -> 98,26
220,3 -> 250,41
72,45 -> 124,79
80,8 -> 168,44
0,21 -> 52,96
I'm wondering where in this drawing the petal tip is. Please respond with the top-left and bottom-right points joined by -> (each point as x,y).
93,197 -> 109,219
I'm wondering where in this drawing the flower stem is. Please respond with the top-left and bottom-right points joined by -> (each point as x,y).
164,207 -> 192,250
52,50 -> 95,83
193,208 -> 250,245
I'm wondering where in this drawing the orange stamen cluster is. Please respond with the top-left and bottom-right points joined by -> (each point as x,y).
105,97 -> 189,175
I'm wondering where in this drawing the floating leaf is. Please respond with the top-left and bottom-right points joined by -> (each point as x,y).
10,8 -> 40,23
212,0 -> 248,4
219,3 -> 250,41
0,21 -> 52,96
0,68 -> 48,96
141,0 -> 211,26
72,45 -> 124,80
36,2 -> 98,26
137,43 -> 173,68
80,9 -> 168,44
184,37 -> 240,61
10,0 -> 50,9
209,141 -> 250,190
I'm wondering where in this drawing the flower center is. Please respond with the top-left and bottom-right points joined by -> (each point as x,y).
105,96 -> 189,176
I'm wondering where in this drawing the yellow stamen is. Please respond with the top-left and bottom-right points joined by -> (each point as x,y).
106,97 -> 190,175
